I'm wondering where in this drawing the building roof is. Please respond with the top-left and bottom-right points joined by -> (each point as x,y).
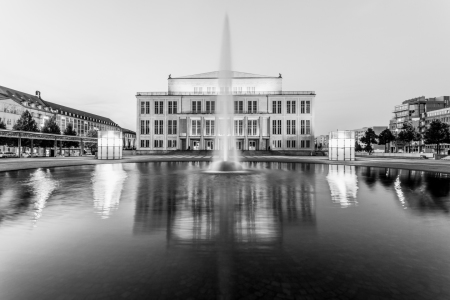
43,100 -> 118,126
173,71 -> 278,79
121,128 -> 136,134
0,85 -> 119,126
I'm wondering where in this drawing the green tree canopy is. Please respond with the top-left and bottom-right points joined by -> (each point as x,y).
41,116 -> 61,148
13,110 -> 40,148
62,123 -> 79,150
397,122 -> 420,153
13,110 -> 39,132
0,120 -> 6,129
423,120 -> 450,156
360,128 -> 378,154
355,141 -> 363,152
378,128 -> 396,153
0,120 -> 16,147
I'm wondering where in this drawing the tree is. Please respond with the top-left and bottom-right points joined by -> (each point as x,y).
13,110 -> 40,148
397,122 -> 419,153
41,116 -> 61,155
355,141 -> 363,152
360,128 -> 378,154
62,124 -> 79,155
423,120 -> 450,157
84,129 -> 98,154
378,129 -> 396,153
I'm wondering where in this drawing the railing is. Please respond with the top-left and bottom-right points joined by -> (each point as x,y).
137,91 -> 316,96
0,129 -> 98,142
180,110 -> 268,114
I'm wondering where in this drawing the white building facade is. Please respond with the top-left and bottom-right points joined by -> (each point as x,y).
136,71 -> 315,151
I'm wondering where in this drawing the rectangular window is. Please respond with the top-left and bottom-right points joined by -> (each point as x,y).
287,140 -> 296,148
206,101 -> 215,113
306,101 -> 310,114
191,120 -> 201,136
155,101 -> 163,114
205,120 -> 215,136
301,101 -> 305,114
306,140 -> 310,148
301,120 -> 305,134
234,120 -> 243,136
168,140 -> 177,148
234,101 -> 243,113
301,140 -> 305,148
287,101 -> 291,114
141,139 -> 144,147
154,140 -> 163,148
287,120 -> 296,135
233,87 -> 242,94
145,120 -> 150,134
247,120 -> 258,136
154,120 -> 163,135
248,101 -> 257,113
168,120 -> 177,135
192,101 -> 201,113
277,101 -> 281,114
146,102 -> 150,114
140,120 -> 145,134
141,102 -> 145,114
272,120 -> 281,135
246,87 -> 255,94
168,101 -> 177,114
306,120 -> 310,134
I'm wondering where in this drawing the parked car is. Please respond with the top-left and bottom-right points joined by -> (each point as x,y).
0,152 -> 17,158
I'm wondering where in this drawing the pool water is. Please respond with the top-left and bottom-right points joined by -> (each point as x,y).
0,162 -> 449,299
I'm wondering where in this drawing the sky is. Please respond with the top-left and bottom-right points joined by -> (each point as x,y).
1,0 -> 449,134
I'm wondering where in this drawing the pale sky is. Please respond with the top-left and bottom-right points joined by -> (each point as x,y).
1,0 -> 449,134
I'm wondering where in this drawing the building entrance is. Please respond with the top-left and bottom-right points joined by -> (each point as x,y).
249,140 -> 257,151
191,140 -> 200,150
236,141 -> 243,150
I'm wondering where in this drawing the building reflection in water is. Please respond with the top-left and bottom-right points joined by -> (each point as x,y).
91,164 -> 127,219
133,162 -> 316,247
27,169 -> 59,226
380,169 -> 450,213
326,165 -> 358,207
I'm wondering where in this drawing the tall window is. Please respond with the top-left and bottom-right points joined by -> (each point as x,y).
206,101 -> 215,113
247,120 -> 258,136
154,140 -> 163,148
272,140 -> 281,148
194,87 -> 203,94
272,120 -> 281,135
287,101 -> 296,114
234,120 -> 243,136
192,101 -> 201,113
140,120 -> 145,134
287,120 -> 296,135
154,120 -> 163,135
141,102 -> 145,114
205,120 -> 215,135
306,120 -> 311,134
191,120 -> 201,136
248,101 -> 257,113
145,120 -> 150,134
168,140 -> 177,148
234,101 -> 243,113
272,101 -> 282,114
155,101 -> 163,114
301,101 -> 310,114
168,120 -> 177,135
287,140 -> 296,148
301,120 -> 305,134
168,101 -> 177,114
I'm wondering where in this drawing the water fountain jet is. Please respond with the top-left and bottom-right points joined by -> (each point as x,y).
208,15 -> 243,173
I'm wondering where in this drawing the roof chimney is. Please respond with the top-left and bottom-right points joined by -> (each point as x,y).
36,91 -> 41,99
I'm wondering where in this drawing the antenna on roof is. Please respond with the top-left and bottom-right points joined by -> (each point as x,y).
36,91 -> 41,99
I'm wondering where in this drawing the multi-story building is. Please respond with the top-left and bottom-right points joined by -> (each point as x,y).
0,85 -> 121,134
122,128 -> 136,149
353,126 -> 387,152
424,107 -> 450,154
315,135 -> 329,150
136,71 -> 315,151
389,95 -> 449,152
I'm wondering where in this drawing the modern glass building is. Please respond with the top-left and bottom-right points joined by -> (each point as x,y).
136,71 -> 315,151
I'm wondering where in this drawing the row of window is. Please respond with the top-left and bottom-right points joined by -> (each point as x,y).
272,140 -> 311,149
140,139 -> 177,148
140,100 -> 312,115
141,119 -> 311,136
193,87 -> 256,94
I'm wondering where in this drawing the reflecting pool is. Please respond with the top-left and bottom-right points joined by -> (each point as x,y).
0,162 -> 449,299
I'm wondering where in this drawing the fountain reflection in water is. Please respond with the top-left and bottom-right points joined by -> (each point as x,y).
209,15 -> 243,172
